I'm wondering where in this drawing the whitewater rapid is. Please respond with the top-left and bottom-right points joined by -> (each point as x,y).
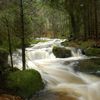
11,38 -> 100,100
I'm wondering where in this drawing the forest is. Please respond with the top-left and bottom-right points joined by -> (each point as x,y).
0,0 -> 100,100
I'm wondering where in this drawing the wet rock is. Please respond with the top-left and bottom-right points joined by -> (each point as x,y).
81,49 -> 85,55
52,46 -> 71,58
85,48 -> 100,56
77,58 -> 100,76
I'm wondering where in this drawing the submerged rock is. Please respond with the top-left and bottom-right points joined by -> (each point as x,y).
77,58 -> 100,76
52,46 -> 71,58
6,69 -> 44,98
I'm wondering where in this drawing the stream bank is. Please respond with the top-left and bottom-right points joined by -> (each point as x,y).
62,40 -> 100,57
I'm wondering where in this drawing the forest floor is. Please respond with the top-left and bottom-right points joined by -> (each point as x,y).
0,89 -> 23,100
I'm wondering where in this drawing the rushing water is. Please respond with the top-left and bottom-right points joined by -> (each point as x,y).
11,38 -> 100,100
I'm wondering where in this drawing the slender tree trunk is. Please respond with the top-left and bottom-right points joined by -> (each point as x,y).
87,0 -> 91,39
82,2 -> 87,40
20,0 -> 26,70
69,12 -> 77,39
94,0 -> 98,39
6,19 -> 13,68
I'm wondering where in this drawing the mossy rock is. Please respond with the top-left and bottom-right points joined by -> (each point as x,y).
85,48 -> 100,56
77,58 -> 100,76
61,40 -> 100,57
6,69 -> 44,98
52,46 -> 71,58
61,40 -> 79,48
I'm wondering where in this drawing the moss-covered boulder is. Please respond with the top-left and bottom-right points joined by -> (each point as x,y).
77,58 -> 100,76
85,48 -> 100,57
6,69 -> 44,98
52,46 -> 71,58
61,40 -> 100,57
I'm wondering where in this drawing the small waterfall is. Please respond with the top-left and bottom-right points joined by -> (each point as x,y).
71,48 -> 86,57
11,38 -> 100,100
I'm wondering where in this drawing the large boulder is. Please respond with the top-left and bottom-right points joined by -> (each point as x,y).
52,46 -> 71,58
77,58 -> 100,76
6,69 -> 44,98
85,48 -> 100,57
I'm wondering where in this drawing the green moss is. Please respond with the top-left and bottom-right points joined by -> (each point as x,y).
78,58 -> 100,73
6,69 -> 44,98
53,46 -> 71,58
62,40 -> 95,48
85,48 -> 100,56
61,40 -> 82,48
62,40 -> 100,57
80,40 -> 95,49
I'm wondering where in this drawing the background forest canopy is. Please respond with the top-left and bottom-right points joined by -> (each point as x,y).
0,0 -> 100,51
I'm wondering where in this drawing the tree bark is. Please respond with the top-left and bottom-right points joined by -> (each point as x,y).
6,19 -> 13,68
20,0 -> 26,70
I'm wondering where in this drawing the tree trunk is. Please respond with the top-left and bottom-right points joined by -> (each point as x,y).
6,19 -> 13,68
20,0 -> 26,70
69,12 -> 77,39
94,0 -> 98,39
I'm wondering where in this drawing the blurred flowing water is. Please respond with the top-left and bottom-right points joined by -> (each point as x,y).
11,38 -> 100,100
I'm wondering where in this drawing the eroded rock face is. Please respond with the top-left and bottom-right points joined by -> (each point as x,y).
0,94 -> 23,100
